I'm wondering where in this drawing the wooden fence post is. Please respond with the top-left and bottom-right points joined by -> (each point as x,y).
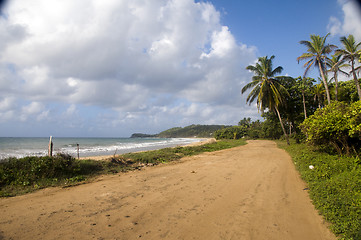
48,136 -> 53,157
77,143 -> 80,159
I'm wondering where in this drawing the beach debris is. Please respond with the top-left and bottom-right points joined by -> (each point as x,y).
309,165 -> 314,170
191,170 -> 196,173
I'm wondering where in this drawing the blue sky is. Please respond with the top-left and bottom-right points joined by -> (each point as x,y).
0,0 -> 360,137
210,0 -> 346,77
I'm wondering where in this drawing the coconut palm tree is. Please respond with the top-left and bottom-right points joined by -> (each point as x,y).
326,53 -> 349,101
296,77 -> 309,119
336,34 -> 361,100
242,55 -> 290,144
297,33 -> 337,104
313,83 -> 326,109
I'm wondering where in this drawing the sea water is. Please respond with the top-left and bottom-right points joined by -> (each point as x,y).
0,137 -> 202,160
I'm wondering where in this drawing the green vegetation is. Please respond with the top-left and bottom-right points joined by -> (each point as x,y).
301,101 -> 361,155
157,124 -> 227,138
277,141 -> 361,240
235,33 -> 360,240
130,133 -> 158,138
0,139 -> 246,197
1,32 -> 360,239
242,55 -> 291,144
214,126 -> 246,140
336,35 -> 361,100
297,33 -> 337,104
119,139 -> 245,163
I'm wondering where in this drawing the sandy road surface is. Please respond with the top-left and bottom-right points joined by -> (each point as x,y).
0,140 -> 336,240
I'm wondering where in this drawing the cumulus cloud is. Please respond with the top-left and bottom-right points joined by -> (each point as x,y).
328,0 -> 361,40
0,0 -> 258,136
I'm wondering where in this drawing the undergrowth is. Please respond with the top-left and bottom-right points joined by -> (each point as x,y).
277,140 -> 361,240
0,139 -> 246,197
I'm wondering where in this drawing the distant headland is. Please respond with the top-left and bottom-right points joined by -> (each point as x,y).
130,124 -> 229,138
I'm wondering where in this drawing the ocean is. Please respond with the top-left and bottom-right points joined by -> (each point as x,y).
0,137 -> 203,160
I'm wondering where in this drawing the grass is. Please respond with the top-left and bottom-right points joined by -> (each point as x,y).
277,140 -> 361,240
0,139 -> 246,197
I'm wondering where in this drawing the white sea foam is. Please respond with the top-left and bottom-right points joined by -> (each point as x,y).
0,137 -> 203,160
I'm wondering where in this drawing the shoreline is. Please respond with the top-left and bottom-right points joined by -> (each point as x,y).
0,140 -> 336,240
0,137 -> 211,161
79,138 -> 216,161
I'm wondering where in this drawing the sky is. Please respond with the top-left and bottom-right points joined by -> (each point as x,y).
0,0 -> 360,137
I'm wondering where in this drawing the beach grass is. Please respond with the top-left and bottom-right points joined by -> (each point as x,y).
277,140 -> 361,240
0,139 -> 246,197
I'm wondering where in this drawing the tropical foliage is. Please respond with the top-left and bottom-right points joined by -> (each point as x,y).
326,53 -> 349,101
239,34 -> 361,239
241,55 -> 290,144
297,33 -> 337,104
300,101 -> 361,155
336,34 -> 361,100
214,126 -> 247,140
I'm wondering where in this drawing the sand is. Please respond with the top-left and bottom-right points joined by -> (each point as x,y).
0,140 -> 336,240
79,138 -> 216,161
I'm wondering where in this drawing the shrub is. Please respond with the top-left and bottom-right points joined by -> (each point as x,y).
0,153 -> 80,187
214,126 -> 247,140
300,101 -> 361,155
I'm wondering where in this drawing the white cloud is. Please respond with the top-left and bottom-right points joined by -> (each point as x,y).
0,0 -> 257,136
20,101 -> 47,121
327,16 -> 342,36
328,0 -> 361,40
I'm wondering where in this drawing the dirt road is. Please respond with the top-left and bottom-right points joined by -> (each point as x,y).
0,140 -> 336,240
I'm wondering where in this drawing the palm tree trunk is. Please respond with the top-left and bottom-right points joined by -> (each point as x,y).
334,72 -> 338,101
274,107 -> 289,145
318,61 -> 331,104
302,90 -> 307,119
351,61 -> 361,100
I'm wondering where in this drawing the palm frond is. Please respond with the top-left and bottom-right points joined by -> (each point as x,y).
271,66 -> 283,76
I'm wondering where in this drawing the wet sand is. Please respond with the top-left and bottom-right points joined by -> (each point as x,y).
0,140 -> 336,240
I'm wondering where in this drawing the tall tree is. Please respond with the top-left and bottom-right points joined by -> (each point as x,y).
297,33 -> 336,104
242,55 -> 290,144
326,53 -> 349,101
336,34 -> 361,100
313,82 -> 325,109
296,77 -> 309,119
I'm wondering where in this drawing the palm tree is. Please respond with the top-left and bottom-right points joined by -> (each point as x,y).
296,77 -> 309,119
242,55 -> 290,144
336,34 -> 361,100
326,53 -> 349,101
297,33 -> 337,104
313,82 -> 326,109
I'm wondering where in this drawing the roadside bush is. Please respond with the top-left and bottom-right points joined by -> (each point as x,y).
300,101 -> 361,155
214,126 -> 246,140
0,153 -> 80,187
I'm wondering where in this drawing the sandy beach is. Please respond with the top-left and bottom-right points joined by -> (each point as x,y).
79,138 -> 216,161
0,140 -> 336,240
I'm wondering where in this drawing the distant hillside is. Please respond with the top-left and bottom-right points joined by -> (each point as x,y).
157,124 -> 228,138
130,133 -> 158,138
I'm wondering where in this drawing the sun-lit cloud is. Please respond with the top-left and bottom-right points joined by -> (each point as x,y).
328,0 -> 361,40
0,0 -> 258,136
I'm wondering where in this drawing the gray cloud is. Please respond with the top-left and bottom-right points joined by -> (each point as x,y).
0,0 -> 259,136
